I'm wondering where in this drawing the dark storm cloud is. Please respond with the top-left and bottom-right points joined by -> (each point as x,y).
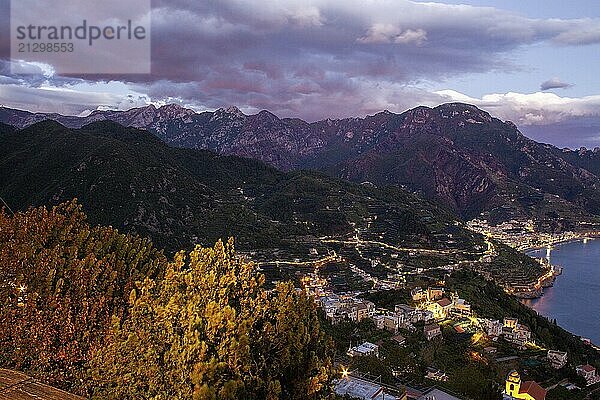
0,0 -> 9,59
137,0 -> 600,118
2,0 -> 600,120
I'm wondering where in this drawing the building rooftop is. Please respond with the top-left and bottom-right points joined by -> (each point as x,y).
334,376 -> 398,400
548,350 -> 567,356
417,387 -> 463,400
519,380 -> 547,400
578,364 -> 596,373
437,298 -> 452,307
391,334 -> 406,344
350,342 -> 378,354
0,369 -> 84,400
424,323 -> 441,332
395,304 -> 415,312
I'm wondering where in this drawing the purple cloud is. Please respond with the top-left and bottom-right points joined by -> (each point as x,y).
1,0 -> 600,123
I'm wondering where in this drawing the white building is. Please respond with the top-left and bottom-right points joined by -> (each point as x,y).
348,342 -> 379,358
382,314 -> 400,333
426,367 -> 448,382
576,364 -> 600,386
424,324 -> 442,341
396,304 -> 434,324
504,324 -> 531,348
482,319 -> 503,339
547,350 -> 567,369
450,293 -> 472,316
334,376 -> 399,400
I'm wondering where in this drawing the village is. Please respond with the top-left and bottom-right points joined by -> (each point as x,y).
466,219 -> 598,254
465,219 -> 581,299
301,271 -> 600,400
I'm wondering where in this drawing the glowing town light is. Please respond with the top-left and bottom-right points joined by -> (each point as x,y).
341,366 -> 349,379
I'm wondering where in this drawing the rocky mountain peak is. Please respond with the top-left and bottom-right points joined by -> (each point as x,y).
158,103 -> 193,113
255,110 -> 279,122
435,102 -> 493,124
2,102 -> 600,225
156,104 -> 196,119
211,106 -> 246,122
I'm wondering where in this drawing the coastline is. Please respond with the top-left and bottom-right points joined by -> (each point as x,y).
520,237 -> 600,347
519,233 -> 600,254
513,235 -> 600,299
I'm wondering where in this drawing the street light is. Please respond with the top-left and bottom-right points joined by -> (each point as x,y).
341,366 -> 349,379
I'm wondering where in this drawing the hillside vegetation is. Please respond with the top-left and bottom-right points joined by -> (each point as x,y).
0,203 -> 333,399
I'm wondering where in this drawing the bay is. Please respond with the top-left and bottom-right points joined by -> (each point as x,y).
523,239 -> 600,345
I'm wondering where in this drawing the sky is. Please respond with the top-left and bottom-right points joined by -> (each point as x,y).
0,0 -> 599,148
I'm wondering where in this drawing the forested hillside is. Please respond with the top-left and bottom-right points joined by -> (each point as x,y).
0,202 -> 333,399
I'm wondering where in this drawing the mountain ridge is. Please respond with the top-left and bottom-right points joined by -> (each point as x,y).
1,121 -> 484,272
2,103 -> 600,228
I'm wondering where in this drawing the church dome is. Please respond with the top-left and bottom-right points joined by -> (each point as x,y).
507,370 -> 521,383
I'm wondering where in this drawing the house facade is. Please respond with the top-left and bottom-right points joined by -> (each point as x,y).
576,364 -> 600,386
424,323 -> 442,341
547,350 -> 567,369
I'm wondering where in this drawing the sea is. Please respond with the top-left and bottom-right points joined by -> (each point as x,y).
523,239 -> 600,345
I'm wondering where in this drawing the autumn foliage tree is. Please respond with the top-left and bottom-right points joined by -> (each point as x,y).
0,200 -> 166,393
90,238 -> 334,400
0,201 -> 334,398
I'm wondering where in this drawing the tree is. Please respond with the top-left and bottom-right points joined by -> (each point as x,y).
546,385 -> 583,400
90,239 -> 334,400
0,200 -> 165,393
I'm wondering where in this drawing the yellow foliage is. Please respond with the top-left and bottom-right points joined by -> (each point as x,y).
90,239 -> 333,399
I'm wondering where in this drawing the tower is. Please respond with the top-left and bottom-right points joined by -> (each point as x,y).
450,291 -> 459,305
505,370 -> 521,397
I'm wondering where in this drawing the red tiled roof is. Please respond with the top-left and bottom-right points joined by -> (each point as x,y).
437,298 -> 452,307
391,334 -> 405,343
519,380 -> 546,400
0,369 -> 84,400
580,364 -> 596,373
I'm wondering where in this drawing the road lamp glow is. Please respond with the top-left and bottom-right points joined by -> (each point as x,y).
341,366 -> 349,379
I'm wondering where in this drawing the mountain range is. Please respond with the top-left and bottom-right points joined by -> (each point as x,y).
2,103 -> 600,230
0,120 -> 490,277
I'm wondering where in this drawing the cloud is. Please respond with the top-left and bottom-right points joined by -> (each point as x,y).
287,5 -> 324,27
436,89 -> 600,126
4,59 -> 600,148
551,19 -> 600,45
120,0 -> 600,120
357,24 -> 427,45
540,77 -> 573,91
6,0 -> 594,85
393,29 -> 427,45
520,118 -> 600,148
0,61 -> 151,115
2,0 -> 600,125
